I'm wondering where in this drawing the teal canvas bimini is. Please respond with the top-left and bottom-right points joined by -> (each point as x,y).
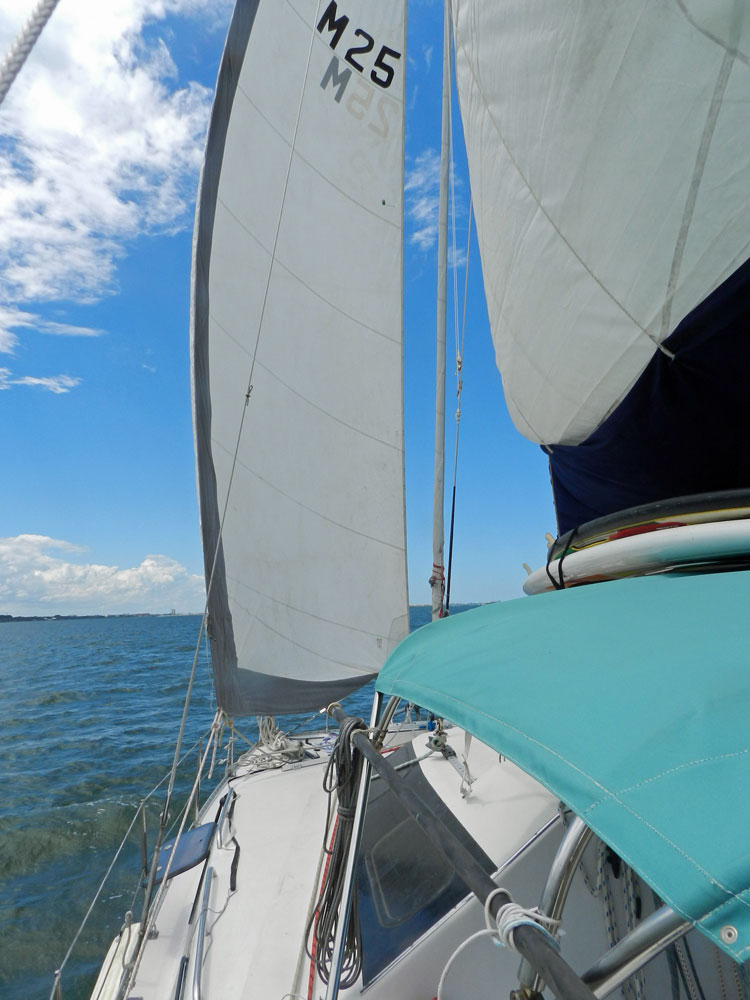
376,570 -> 750,962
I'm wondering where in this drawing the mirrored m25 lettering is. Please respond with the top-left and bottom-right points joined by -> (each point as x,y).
316,1 -> 401,89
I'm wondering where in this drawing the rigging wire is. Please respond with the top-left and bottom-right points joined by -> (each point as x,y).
441,2 -> 472,614
0,0 -> 60,106
49,727 -> 216,1000
123,709 -> 224,993
430,0 -> 451,621
444,192 -> 474,612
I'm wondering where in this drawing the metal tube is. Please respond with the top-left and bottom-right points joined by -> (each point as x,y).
192,867 -> 213,1000
50,971 -> 62,1000
195,739 -> 202,823
430,0 -> 450,623
173,956 -> 189,1000
372,693 -> 398,748
140,802 -> 148,878
583,906 -> 690,997
519,816 -> 593,992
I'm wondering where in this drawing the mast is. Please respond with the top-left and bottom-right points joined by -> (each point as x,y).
430,0 -> 451,622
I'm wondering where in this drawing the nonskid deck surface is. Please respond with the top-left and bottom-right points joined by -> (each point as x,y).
126,736 -> 333,998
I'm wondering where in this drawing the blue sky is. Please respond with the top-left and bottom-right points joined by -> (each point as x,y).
0,0 -> 555,616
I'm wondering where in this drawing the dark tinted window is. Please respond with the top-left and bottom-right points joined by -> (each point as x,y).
357,742 -> 494,984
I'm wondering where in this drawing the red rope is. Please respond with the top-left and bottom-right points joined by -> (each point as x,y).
308,816 -> 339,1000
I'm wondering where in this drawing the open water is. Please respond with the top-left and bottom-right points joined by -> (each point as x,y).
0,607 -> 444,1000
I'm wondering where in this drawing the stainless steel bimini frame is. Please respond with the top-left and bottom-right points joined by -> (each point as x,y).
517,814 -> 691,1000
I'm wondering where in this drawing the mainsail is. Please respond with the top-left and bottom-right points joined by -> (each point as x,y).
452,0 -> 750,530
191,0 -> 408,717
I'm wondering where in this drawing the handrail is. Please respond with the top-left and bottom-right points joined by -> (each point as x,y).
518,816 -> 593,994
216,788 -> 236,848
583,905 -> 690,997
192,867 -> 213,1000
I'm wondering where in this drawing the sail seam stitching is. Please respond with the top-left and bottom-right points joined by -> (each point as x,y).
674,1 -> 750,67
660,43 -> 737,339
212,199 -> 400,346
227,607 -> 378,674
225,570 -> 399,641
452,26 -> 664,352
208,314 -> 402,450
249,356 -> 404,448
211,437 -> 406,552
234,81 -> 401,231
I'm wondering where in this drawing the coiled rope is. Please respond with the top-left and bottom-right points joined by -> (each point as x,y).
0,0 -> 61,106
436,888 -> 561,1000
305,713 -> 367,989
237,715 -> 304,771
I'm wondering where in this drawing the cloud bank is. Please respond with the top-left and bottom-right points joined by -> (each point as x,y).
0,534 -> 205,615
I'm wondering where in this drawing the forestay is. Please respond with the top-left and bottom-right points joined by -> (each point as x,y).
376,570 -> 750,962
192,0 -> 408,717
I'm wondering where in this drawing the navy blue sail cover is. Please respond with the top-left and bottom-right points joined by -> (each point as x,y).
549,258 -> 750,535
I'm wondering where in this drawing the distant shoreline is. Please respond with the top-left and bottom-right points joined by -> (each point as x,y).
0,602 -> 483,624
0,612 -> 200,623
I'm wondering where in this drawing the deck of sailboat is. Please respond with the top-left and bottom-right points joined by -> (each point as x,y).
131,749 -> 331,997
95,725 -> 586,999
92,699 -> 750,1000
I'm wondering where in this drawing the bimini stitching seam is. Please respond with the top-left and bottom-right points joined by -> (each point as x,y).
613,747 -> 750,797
390,681 -> 750,918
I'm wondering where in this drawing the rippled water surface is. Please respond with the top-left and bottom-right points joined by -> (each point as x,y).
0,607 -> 444,999
0,616 -> 223,999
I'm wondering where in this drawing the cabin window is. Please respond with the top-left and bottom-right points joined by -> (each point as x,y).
365,815 -> 454,926
356,741 -> 495,985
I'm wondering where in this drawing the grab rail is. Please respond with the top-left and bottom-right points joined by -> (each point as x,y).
192,867 -> 213,1000
216,789 -> 236,849
583,906 -> 690,997
518,816 -> 593,993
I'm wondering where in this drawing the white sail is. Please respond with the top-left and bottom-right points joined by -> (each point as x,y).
452,0 -> 750,446
191,0 -> 408,717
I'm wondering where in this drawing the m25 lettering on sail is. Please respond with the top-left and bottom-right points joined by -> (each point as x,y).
316,1 -> 401,90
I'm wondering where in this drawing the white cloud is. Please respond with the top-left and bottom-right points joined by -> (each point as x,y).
405,148 -> 468,261
0,534 -> 205,615
0,323 -> 19,354
0,367 -> 81,392
0,304 -> 103,353
0,1 -> 221,307
405,148 -> 441,250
